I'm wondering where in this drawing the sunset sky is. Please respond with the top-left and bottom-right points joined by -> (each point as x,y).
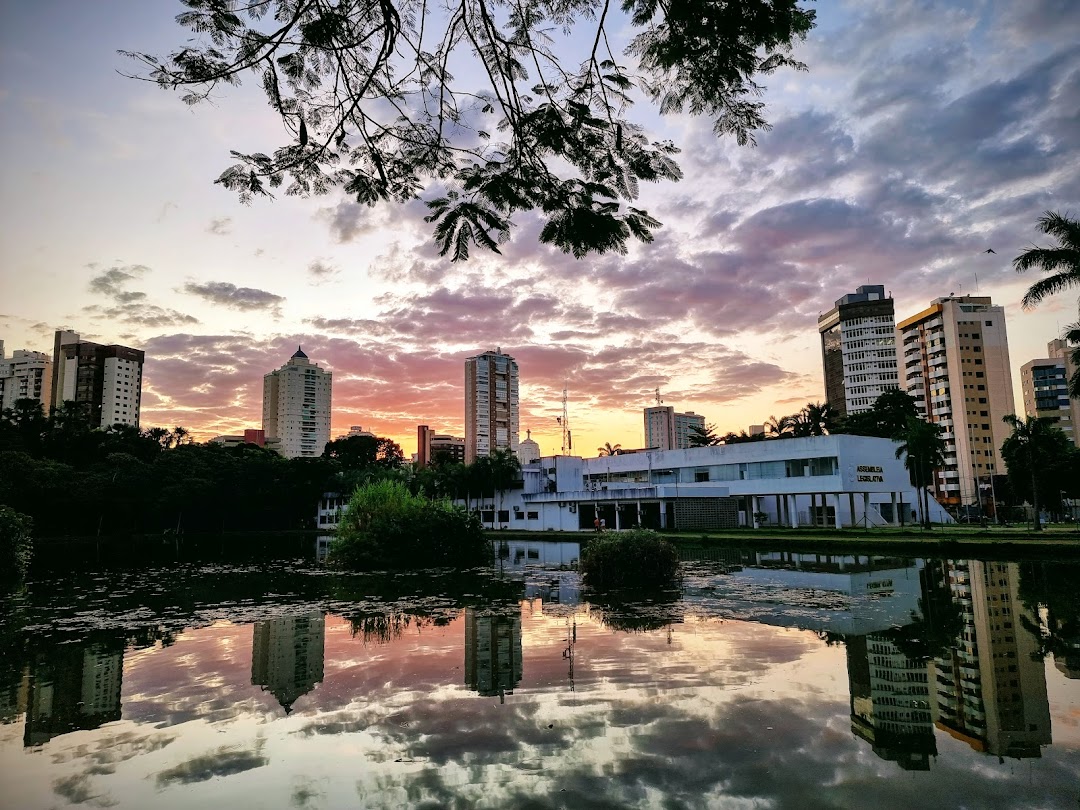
2,0 -> 1078,457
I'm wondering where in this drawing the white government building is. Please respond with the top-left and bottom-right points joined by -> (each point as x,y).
317,434 -> 953,531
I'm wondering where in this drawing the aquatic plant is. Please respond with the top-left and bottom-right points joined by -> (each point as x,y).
328,480 -> 488,571
580,529 -> 680,590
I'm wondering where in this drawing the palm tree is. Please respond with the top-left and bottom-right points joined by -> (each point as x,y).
597,442 -> 622,457
490,449 -> 522,529
801,401 -> 839,436
894,417 -> 948,529
1013,211 -> 1080,308
1002,414 -> 1058,531
1062,321 -> 1080,398
764,414 -> 793,439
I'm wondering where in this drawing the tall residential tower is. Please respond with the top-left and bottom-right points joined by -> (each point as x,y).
897,296 -> 1014,509
0,341 -> 52,411
817,285 -> 900,417
262,347 -> 333,458
644,405 -> 706,450
50,330 -> 145,428
464,349 -> 519,464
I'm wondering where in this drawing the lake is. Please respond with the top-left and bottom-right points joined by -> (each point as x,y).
0,540 -> 1077,809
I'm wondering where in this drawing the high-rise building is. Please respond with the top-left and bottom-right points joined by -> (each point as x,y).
262,347 -> 333,459
251,613 -> 325,713
464,608 -> 522,701
644,406 -> 705,450
817,285 -> 900,417
930,560 -> 1051,759
1020,339 -> 1080,449
846,633 -> 936,770
417,425 -> 467,466
464,349 -> 519,464
0,341 -> 52,411
897,296 -> 1015,509
50,330 -> 145,428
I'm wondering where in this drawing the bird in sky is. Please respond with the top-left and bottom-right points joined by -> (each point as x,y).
983,248 -> 996,254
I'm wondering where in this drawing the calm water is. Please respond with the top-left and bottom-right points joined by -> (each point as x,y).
1,541 -> 1078,809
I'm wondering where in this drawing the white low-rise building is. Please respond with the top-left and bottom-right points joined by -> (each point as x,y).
316,435 -> 953,532
481,435 -> 952,531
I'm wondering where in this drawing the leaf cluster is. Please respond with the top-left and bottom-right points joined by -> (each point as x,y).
580,528 -> 679,589
123,0 -> 815,258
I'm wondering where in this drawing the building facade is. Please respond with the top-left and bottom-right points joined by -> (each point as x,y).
897,296 -> 1015,510
417,425 -> 467,466
464,349 -> 519,464
50,330 -> 145,428
817,285 -> 900,417
516,429 -> 541,465
0,342 -> 52,411
644,405 -> 706,450
1020,338 -> 1080,448
263,347 -> 333,459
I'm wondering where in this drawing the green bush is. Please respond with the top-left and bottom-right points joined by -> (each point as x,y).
328,480 -> 489,570
580,529 -> 680,590
0,506 -> 33,582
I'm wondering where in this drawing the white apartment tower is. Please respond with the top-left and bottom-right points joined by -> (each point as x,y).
897,296 -> 1015,510
50,330 -> 145,428
263,347 -> 333,459
464,348 -> 519,464
817,285 -> 900,417
644,406 -> 706,450
0,340 -> 52,411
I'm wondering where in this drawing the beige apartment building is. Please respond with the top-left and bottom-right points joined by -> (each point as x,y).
897,296 -> 1014,510
1020,339 -> 1080,449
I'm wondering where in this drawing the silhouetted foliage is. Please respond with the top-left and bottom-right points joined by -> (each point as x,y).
580,529 -> 679,589
839,389 -> 921,439
1013,211 -> 1080,309
894,417 -> 948,529
123,0 -> 815,258
0,506 -> 33,583
1000,414 -> 1080,530
687,423 -> 722,447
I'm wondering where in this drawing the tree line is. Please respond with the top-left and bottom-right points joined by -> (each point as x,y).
0,400 -> 520,538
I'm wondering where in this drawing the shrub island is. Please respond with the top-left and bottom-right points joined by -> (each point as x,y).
328,480 -> 489,570
580,529 -> 680,590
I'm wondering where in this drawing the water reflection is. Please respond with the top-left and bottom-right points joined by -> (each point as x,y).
251,614 -> 325,714
0,547 -> 1077,809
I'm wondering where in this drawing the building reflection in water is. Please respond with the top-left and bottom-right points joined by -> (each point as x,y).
464,608 -> 522,702
251,613 -> 326,714
23,640 -> 124,747
931,560 -> 1051,759
846,633 -> 936,770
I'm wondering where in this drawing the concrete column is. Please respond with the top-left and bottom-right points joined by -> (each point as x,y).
848,493 -> 856,528
890,492 -> 899,526
863,493 -> 871,528
809,493 -> 817,526
789,494 -> 799,528
659,500 -> 667,529
614,503 -> 621,531
833,494 -> 842,530
752,496 -> 760,529
636,501 -> 642,528
775,495 -> 782,526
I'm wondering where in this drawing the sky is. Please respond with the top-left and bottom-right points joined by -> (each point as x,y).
1,0 -> 1079,458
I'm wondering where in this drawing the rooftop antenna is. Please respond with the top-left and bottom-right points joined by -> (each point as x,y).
654,386 -> 663,406
974,272 -> 979,294
557,383 -> 570,455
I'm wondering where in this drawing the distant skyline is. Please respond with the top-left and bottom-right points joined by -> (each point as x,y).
2,0 -> 1078,457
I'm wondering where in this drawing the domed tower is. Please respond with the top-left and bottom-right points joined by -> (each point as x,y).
516,428 -> 540,465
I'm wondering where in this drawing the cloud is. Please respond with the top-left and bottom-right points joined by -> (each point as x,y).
307,259 -> 339,282
182,281 -> 285,314
206,216 -> 232,235
155,746 -> 268,786
88,264 -> 149,298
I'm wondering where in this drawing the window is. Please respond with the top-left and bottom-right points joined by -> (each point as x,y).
694,470 -> 710,482
527,511 -> 539,520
